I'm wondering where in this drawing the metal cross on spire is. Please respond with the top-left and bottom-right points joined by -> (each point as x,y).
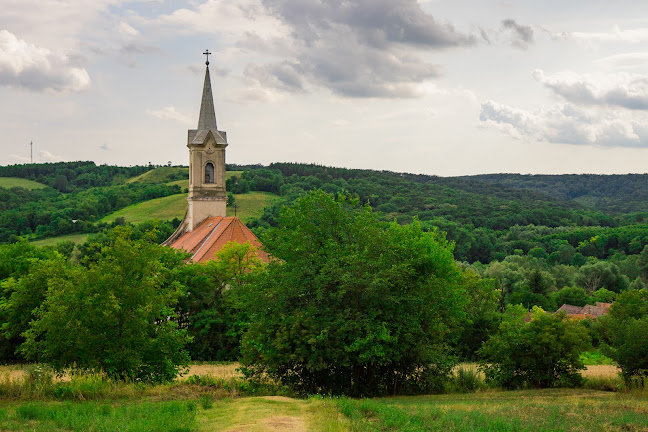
203,50 -> 211,66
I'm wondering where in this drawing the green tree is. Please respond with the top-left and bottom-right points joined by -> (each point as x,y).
576,261 -> 628,293
178,241 -> 265,361
0,240 -> 59,362
22,227 -> 190,383
599,289 -> 648,384
240,190 -> 466,396
480,305 -> 590,389
592,288 -> 617,303
551,286 -> 591,308
453,271 -> 501,360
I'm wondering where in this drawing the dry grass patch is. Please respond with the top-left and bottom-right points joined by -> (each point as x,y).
0,365 -> 26,383
583,365 -> 620,379
183,363 -> 242,380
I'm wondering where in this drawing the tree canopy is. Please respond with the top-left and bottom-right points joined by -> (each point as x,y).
240,190 -> 467,396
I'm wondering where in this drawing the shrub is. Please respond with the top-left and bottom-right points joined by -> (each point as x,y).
480,305 -> 590,389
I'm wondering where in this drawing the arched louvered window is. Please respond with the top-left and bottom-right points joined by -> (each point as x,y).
205,162 -> 214,184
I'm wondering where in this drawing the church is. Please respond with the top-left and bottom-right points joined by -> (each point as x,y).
163,52 -> 268,263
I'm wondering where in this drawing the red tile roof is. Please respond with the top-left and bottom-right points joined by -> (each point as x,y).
556,304 -> 584,315
169,216 -> 269,263
556,302 -> 611,319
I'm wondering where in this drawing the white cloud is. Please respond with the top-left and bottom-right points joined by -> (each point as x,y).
566,26 -> 648,44
0,30 -> 90,93
595,52 -> 648,70
9,154 -> 31,163
533,69 -> 648,110
480,100 -> 647,147
146,106 -> 194,125
40,150 -> 65,162
116,22 -> 140,38
145,0 -> 288,40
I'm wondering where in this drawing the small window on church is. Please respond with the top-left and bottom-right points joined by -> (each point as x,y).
205,162 -> 214,184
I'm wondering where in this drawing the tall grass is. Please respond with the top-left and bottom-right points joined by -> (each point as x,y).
0,365 -> 146,401
336,389 -> 648,431
2,400 -> 197,431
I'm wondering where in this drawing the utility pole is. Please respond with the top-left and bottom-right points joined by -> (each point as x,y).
30,141 -> 33,164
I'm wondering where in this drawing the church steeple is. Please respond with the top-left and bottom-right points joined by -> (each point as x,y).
183,50 -> 228,231
197,63 -> 217,131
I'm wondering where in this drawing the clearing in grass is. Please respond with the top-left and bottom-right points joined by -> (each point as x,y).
30,233 -> 89,247
126,166 -> 189,184
0,177 -> 48,190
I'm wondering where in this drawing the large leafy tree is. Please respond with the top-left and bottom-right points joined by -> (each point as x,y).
21,227 -> 190,383
240,190 -> 467,396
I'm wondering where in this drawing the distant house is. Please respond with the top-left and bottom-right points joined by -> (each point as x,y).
556,302 -> 611,319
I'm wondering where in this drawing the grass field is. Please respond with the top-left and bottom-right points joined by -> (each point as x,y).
337,389 -> 648,431
30,233 -> 90,247
126,166 -> 189,184
127,167 -> 243,188
98,191 -> 278,225
0,177 -> 48,190
1,364 -> 646,431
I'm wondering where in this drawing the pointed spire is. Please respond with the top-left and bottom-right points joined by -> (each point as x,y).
197,64 -> 217,131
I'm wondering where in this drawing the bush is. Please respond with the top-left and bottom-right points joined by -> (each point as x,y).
480,306 -> 590,389
21,227 -> 190,383
240,190 -> 466,396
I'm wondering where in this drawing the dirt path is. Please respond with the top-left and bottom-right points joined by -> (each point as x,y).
199,396 -> 348,432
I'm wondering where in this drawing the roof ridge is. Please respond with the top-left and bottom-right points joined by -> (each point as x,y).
193,217 -> 235,262
191,218 -> 223,260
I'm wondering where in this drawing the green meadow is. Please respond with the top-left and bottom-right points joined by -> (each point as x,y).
98,191 -> 278,225
1,363 -> 647,432
30,233 -> 90,247
0,177 -> 48,190
126,166 -> 189,184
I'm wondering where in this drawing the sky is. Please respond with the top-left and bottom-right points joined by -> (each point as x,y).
3,0 -> 648,176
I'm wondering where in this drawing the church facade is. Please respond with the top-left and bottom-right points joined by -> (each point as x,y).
163,53 -> 268,263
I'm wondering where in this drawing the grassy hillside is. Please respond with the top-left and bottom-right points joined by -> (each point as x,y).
0,177 -> 48,190
30,233 -> 90,246
99,191 -> 278,225
165,171 -> 243,190
127,166 -> 189,184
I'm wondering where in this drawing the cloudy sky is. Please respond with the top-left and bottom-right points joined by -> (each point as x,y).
3,0 -> 648,175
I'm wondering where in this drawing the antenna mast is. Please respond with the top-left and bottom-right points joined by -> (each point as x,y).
30,141 -> 33,164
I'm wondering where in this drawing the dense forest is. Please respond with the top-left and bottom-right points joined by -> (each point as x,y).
0,162 -> 181,242
2,161 -> 648,314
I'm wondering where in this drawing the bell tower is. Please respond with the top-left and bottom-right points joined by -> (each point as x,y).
186,50 -> 228,230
